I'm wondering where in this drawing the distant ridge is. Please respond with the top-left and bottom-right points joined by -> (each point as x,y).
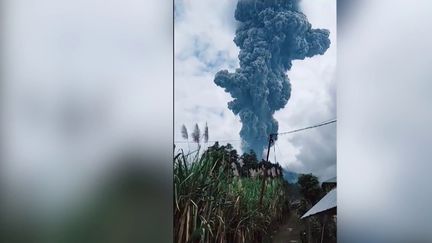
282,169 -> 299,184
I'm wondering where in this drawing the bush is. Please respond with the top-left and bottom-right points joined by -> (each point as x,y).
174,144 -> 288,243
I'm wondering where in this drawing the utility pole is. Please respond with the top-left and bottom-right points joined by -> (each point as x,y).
258,133 -> 275,207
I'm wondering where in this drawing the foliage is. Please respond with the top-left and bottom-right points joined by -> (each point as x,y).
174,143 -> 289,243
240,150 -> 258,166
296,174 -> 336,243
204,142 -> 238,166
297,174 -> 323,204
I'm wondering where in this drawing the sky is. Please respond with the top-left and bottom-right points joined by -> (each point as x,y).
174,0 -> 336,180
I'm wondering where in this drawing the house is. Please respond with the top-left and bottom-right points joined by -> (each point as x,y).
321,176 -> 336,193
301,188 -> 336,219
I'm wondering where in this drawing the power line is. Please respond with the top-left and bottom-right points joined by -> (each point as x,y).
275,118 -> 336,136
174,118 -> 337,144
174,139 -> 241,144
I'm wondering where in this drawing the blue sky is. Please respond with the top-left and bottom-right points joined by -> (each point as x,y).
175,0 -> 336,180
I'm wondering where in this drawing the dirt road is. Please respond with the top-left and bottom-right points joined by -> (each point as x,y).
270,212 -> 305,243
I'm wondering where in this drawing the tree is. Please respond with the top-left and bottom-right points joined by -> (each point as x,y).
238,150 -> 259,177
241,150 -> 258,168
191,123 -> 201,144
297,174 -> 323,204
297,174 -> 334,243
202,142 -> 239,175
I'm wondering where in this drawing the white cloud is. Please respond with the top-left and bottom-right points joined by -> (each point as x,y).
175,0 -> 336,180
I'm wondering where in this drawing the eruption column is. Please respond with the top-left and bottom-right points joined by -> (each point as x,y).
214,0 -> 330,156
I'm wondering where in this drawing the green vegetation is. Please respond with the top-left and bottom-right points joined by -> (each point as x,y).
174,143 -> 289,243
298,174 -> 324,206
297,174 -> 336,243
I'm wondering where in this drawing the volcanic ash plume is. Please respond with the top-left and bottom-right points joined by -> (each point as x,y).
214,0 -> 330,156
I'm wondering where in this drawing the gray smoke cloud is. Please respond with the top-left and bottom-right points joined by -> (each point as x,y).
214,0 -> 330,156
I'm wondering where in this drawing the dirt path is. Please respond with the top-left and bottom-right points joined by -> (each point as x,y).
270,212 -> 305,243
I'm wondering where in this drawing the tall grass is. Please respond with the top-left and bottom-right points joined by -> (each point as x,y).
174,148 -> 288,243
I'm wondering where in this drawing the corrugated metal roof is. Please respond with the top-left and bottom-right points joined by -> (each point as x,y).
322,176 -> 336,184
301,188 -> 336,219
